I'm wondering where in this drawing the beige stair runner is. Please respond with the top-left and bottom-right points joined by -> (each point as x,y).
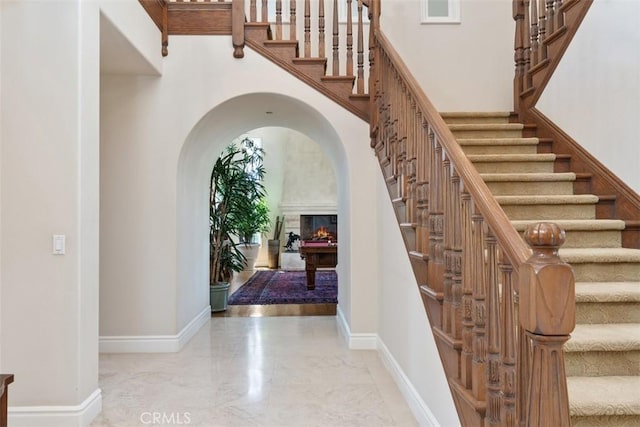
442,112 -> 640,427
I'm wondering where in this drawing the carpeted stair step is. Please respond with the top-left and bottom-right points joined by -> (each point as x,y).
448,123 -> 524,138
482,172 -> 576,195
559,248 -> 640,282
467,154 -> 556,173
441,111 -> 511,124
512,219 -> 625,248
575,282 -> 640,324
565,323 -> 640,377
568,376 -> 640,426
496,195 -> 598,220
457,137 -> 540,155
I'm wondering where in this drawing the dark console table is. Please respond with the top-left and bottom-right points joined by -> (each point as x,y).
299,243 -> 337,290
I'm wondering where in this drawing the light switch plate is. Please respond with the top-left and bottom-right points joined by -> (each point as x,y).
53,235 -> 65,255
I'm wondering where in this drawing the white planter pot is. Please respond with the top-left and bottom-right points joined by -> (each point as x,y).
238,243 -> 260,272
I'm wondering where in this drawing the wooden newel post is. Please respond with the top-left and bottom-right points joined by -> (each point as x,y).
232,0 -> 246,58
519,222 -> 575,427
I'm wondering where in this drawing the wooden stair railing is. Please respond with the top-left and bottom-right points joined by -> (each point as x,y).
0,374 -> 13,427
140,0 -> 372,120
513,0 -> 640,249
369,2 -> 576,424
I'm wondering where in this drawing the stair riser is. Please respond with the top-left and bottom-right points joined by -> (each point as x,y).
576,302 -> 640,324
262,44 -> 298,61
401,226 -> 416,252
503,204 -> 596,220
571,415 -> 640,427
473,162 -> 555,174
443,116 -> 510,125
563,230 -> 622,248
451,129 -> 523,139
488,181 -> 574,195
461,145 -> 538,155
566,351 -> 640,377
394,202 -> 406,224
569,263 -> 640,282
515,229 -> 622,248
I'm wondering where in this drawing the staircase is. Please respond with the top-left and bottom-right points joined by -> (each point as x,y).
440,112 -> 640,427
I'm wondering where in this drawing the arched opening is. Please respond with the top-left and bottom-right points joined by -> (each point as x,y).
176,93 -> 353,326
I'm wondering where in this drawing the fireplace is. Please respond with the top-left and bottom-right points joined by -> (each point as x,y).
300,214 -> 338,242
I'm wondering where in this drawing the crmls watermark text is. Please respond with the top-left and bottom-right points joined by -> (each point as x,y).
139,412 -> 192,425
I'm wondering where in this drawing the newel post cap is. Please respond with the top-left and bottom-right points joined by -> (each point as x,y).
519,222 -> 576,335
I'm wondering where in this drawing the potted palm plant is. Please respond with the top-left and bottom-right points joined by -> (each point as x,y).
209,138 -> 267,311
233,197 -> 271,272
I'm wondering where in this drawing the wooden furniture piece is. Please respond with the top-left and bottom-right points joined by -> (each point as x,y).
299,243 -> 337,290
0,374 -> 14,427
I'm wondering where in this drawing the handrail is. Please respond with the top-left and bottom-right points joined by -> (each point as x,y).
370,4 -> 575,425
375,32 -> 530,269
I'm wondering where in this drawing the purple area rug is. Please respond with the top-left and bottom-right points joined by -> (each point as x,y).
228,270 -> 338,305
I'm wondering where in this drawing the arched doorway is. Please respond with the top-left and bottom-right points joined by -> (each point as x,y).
176,93 -> 353,326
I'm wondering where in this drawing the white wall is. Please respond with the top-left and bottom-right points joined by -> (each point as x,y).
377,173 -> 460,427
381,0 -> 514,112
100,34 -> 380,337
537,0 -> 640,193
0,0 -> 100,412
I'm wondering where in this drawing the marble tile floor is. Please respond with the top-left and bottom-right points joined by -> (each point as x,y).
91,316 -> 418,427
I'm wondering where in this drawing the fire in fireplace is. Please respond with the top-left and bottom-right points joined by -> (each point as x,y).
300,215 -> 337,242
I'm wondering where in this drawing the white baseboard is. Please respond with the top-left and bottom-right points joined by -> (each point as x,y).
99,305 -> 210,353
377,339 -> 442,427
335,306 -> 378,350
9,388 -> 102,427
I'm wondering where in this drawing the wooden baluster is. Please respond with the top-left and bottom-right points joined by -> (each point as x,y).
523,0 -> 532,89
520,223 -> 574,427
250,0 -> 257,22
406,99 -> 418,225
500,258 -> 517,427
539,0 -> 548,61
304,0 -> 311,57
450,172 -> 463,342
428,130 -> 445,304
513,0 -> 526,110
346,0 -> 354,76
471,213 -> 487,401
289,0 -> 296,41
530,0 -> 539,67
518,325 -> 532,427
319,0 -> 326,57
161,0 -> 169,56
332,0 -> 340,75
262,0 -> 268,22
357,0 -> 365,94
460,193 -> 474,388
419,117 -> 431,255
276,0 -> 283,40
442,155 -> 453,335
546,0 -> 555,34
485,230 -> 502,426
555,0 -> 564,30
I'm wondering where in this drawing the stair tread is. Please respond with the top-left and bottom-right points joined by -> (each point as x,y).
511,219 -> 626,230
566,323 -> 640,352
482,172 -> 576,182
441,111 -> 511,118
568,376 -> 640,416
457,137 -> 539,145
468,153 -> 556,162
575,282 -> 640,302
449,123 -> 524,130
496,194 -> 599,204
560,247 -> 640,263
